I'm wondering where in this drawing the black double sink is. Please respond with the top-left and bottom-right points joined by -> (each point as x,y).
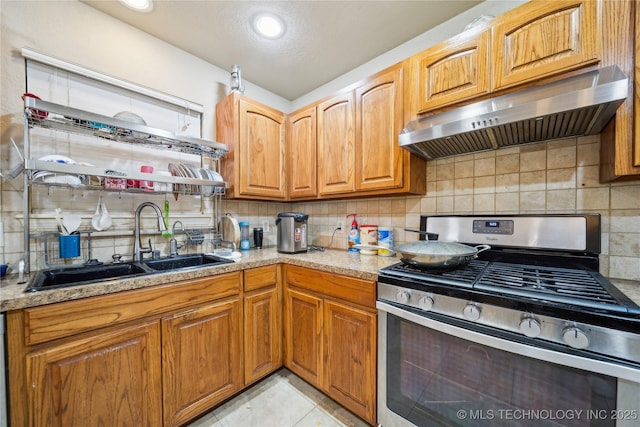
25,254 -> 234,292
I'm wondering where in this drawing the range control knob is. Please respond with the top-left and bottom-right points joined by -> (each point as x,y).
562,326 -> 589,349
463,303 -> 481,321
519,316 -> 542,338
395,290 -> 411,304
418,296 -> 434,311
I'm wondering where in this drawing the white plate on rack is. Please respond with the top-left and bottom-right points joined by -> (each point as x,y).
197,167 -> 213,196
204,169 -> 224,193
43,174 -> 83,186
33,155 -> 83,186
168,163 -> 185,196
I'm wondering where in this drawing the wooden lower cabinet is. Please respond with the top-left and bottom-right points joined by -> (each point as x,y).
9,265 -> 377,426
7,273 -> 242,427
284,288 -> 323,386
244,265 -> 282,385
162,297 -> 243,426
26,320 -> 162,427
324,299 -> 376,423
283,266 -> 377,425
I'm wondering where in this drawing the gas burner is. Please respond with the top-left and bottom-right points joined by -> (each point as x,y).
475,262 -> 639,314
381,260 -> 487,287
379,215 -> 640,319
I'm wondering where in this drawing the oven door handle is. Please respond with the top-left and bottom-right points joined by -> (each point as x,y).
377,301 -> 640,383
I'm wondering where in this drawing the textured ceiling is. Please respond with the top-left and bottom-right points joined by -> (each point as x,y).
83,0 -> 483,100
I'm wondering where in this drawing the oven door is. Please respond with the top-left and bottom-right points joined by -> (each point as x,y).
377,301 -> 640,427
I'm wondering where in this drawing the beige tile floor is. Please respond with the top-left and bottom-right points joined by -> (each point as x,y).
187,368 -> 371,427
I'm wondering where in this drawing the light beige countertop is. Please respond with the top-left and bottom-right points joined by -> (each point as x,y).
1,247 -> 638,312
0,248 -> 399,312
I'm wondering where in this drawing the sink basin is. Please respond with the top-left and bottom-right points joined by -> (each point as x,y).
143,253 -> 233,271
25,262 -> 152,292
24,254 -> 233,292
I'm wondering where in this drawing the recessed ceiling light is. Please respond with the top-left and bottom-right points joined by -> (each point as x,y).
253,13 -> 285,39
119,0 -> 153,12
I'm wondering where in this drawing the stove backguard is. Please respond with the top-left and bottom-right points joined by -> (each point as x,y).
419,214 -> 602,271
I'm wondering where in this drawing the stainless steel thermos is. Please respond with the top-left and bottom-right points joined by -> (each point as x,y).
276,212 -> 308,253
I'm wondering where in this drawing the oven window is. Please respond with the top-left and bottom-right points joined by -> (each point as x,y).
386,314 -> 617,426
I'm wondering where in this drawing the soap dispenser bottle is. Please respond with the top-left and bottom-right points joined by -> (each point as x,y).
347,214 -> 360,252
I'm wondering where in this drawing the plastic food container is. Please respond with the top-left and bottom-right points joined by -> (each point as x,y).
378,227 -> 394,256
359,225 -> 378,255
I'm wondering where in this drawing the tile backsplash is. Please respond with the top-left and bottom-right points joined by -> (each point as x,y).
227,135 -> 640,281
2,135 -> 639,281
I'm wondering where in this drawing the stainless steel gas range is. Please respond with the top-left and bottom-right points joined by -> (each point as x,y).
377,214 -> 640,427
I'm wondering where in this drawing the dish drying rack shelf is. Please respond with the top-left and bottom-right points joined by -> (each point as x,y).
20,96 -> 229,274
24,97 -> 229,158
27,159 -> 226,196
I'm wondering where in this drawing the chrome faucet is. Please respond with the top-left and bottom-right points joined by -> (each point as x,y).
169,220 -> 184,257
133,202 -> 168,262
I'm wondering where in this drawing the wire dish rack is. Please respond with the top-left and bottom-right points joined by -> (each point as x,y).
20,97 -> 229,273
23,98 -> 228,197
25,97 -> 229,157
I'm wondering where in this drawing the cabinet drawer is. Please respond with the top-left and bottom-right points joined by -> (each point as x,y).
23,272 -> 241,345
244,265 -> 278,292
284,265 -> 375,308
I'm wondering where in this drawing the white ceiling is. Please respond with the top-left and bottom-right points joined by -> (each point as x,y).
82,0 -> 483,100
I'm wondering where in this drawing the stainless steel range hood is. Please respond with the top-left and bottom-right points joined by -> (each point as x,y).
399,66 -> 628,160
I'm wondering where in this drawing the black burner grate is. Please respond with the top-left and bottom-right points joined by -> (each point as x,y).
477,262 -> 616,302
379,260 -> 638,314
380,260 -> 488,287
474,262 -> 631,312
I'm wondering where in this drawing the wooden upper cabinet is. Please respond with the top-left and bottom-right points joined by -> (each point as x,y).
287,105 -> 317,199
315,62 -> 425,197
492,0 -> 599,90
414,28 -> 491,113
356,64 -> 404,191
317,92 -> 356,195
217,93 -> 287,200
598,0 -> 639,181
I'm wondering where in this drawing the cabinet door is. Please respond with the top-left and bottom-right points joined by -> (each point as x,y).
162,298 -> 243,426
244,287 -> 282,384
288,105 -> 317,199
356,64 -> 405,191
323,299 -> 377,424
414,28 -> 490,113
493,0 -> 599,90
238,98 -> 287,198
27,321 -> 162,427
283,288 -> 323,387
317,92 -> 356,195
599,0 -> 639,180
